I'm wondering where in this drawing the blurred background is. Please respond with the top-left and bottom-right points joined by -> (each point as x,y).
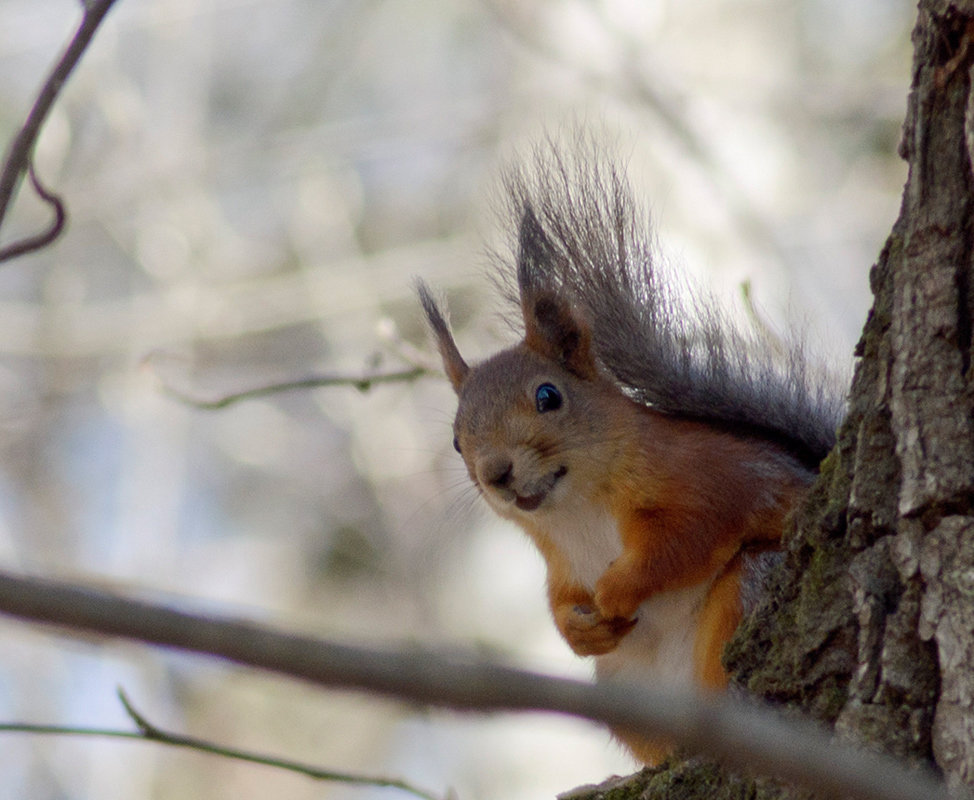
0,1 -> 912,798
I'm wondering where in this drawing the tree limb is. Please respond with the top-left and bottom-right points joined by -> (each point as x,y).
0,0 -> 120,261
0,568 -> 953,800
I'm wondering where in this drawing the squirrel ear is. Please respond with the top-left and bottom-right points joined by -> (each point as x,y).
523,292 -> 599,380
516,207 -> 599,379
417,281 -> 469,393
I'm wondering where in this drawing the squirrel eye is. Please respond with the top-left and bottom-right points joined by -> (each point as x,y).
452,436 -> 462,453
535,383 -> 562,413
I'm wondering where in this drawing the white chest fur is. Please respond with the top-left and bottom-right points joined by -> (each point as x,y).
541,501 -> 622,590
595,584 -> 707,691
536,498 -> 706,691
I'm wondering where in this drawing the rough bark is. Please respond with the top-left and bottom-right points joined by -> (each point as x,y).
573,2 -> 974,797
725,0 -> 974,791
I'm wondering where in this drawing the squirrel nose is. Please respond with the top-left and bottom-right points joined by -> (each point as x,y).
480,456 -> 513,489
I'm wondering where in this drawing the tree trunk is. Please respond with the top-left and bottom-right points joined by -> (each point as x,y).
581,2 -> 974,797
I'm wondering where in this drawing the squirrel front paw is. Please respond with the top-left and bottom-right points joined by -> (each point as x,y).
556,603 -> 637,656
594,556 -> 648,621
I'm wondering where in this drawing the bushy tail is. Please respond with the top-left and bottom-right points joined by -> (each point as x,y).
502,138 -> 843,469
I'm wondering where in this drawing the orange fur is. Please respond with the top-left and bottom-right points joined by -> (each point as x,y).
693,557 -> 746,690
592,405 -> 805,623
423,276 -> 816,766
538,537 -> 637,656
616,730 -> 675,766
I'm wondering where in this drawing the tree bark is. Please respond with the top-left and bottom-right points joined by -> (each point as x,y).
579,2 -> 974,797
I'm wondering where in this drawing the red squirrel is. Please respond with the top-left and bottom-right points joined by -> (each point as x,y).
418,145 -> 841,763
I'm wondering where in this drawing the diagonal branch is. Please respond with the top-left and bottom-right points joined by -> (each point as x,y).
0,568 -> 953,800
0,0 -> 121,259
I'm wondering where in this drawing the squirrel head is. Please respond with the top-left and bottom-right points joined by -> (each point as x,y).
418,209 -> 635,520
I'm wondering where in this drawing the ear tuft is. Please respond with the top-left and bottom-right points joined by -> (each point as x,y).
514,207 -> 597,379
417,280 -> 469,392
516,204 -> 561,298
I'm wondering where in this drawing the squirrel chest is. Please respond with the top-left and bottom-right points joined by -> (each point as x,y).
522,493 -> 710,694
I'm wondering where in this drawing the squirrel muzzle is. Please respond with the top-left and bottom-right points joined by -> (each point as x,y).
474,454 -> 567,513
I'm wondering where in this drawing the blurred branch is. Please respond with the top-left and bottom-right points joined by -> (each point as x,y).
146,319 -> 436,408
155,365 -> 428,409
483,1 -> 784,260
0,163 -> 67,263
0,568 -> 953,800
0,236 -> 472,358
0,0 -> 121,262
0,689 -> 441,800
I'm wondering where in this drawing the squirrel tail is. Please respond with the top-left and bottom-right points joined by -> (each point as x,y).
501,136 -> 843,469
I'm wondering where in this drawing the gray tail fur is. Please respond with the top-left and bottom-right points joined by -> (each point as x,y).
501,137 -> 843,469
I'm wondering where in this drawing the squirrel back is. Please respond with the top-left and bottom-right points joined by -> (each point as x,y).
418,139 -> 842,765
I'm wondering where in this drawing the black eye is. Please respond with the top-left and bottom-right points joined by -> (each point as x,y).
535,383 -> 562,413
452,436 -> 461,453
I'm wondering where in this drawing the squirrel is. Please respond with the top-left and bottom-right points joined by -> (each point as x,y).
417,141 -> 843,764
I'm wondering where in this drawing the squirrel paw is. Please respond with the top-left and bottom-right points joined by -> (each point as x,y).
594,558 -> 648,621
557,604 -> 637,656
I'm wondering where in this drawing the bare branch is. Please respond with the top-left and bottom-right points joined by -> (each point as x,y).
144,317 -> 436,409
0,161 -> 68,263
151,365 -> 429,409
0,568 -> 953,800
0,689 -> 441,800
0,0 -> 120,256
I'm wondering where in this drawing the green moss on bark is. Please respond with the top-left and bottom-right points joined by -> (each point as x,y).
562,760 -> 813,800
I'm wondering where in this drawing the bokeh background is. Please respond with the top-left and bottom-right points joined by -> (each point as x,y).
0,1 -> 913,798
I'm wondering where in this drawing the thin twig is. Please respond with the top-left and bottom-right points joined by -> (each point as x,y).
0,690 -> 441,800
0,161 -> 68,263
145,317 -> 437,409
0,0 -> 120,257
0,569 -> 953,800
155,366 -> 428,409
